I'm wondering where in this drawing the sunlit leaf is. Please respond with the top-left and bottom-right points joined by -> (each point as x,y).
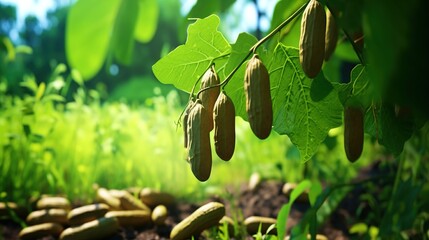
134,0 -> 159,43
53,63 -> 67,76
112,0 -> 139,65
20,75 -> 38,93
277,180 -> 311,240
269,44 -> 343,161
369,226 -> 379,240
334,64 -> 372,108
42,94 -> 66,103
35,82 -> 46,101
2,37 -> 15,61
14,45 -> 33,55
349,223 -> 368,235
66,0 -> 122,79
152,15 -> 231,93
71,69 -> 84,86
308,181 -> 322,206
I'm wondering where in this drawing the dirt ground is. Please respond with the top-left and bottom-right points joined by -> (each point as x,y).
1,178 -> 356,240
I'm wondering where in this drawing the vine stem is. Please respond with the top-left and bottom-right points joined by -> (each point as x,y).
251,1 -> 308,52
195,1 -> 309,99
175,61 -> 213,130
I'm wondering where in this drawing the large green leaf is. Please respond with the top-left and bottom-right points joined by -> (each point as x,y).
277,180 -> 312,240
134,0 -> 159,42
152,15 -> 231,92
66,0 -> 122,79
112,0 -> 139,65
268,44 -> 343,161
66,0 -> 159,79
364,104 -> 414,156
365,0 -> 429,118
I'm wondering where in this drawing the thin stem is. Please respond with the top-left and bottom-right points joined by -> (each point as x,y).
392,152 -> 406,196
251,2 -> 308,52
175,62 -> 213,129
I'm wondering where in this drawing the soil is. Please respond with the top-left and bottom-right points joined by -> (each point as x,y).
0,178 -> 356,240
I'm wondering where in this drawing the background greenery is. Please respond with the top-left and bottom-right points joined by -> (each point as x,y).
1,0 -> 429,239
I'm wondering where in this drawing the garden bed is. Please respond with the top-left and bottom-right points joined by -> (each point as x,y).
1,178 -> 357,240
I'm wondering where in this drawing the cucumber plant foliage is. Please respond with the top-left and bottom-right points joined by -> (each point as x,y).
153,1 -> 428,162
153,15 -> 343,162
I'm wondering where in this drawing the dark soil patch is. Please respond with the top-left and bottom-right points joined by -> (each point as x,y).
1,179 -> 353,240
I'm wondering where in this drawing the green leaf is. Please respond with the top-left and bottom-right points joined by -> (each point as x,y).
350,64 -> 372,108
152,15 -> 231,93
308,181 -> 322,206
112,0 -> 139,65
365,104 -> 414,156
269,44 -> 343,161
316,187 -> 351,224
223,32 -> 258,119
66,0 -> 156,78
15,45 -> 33,55
20,75 -> 38,94
42,94 -> 66,103
35,82 -> 46,101
53,63 -> 67,76
349,223 -> 368,235
277,180 -> 311,240
66,0 -> 122,79
334,64 -> 372,108
134,0 -> 159,43
71,69 -> 84,86
365,0 -> 429,118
